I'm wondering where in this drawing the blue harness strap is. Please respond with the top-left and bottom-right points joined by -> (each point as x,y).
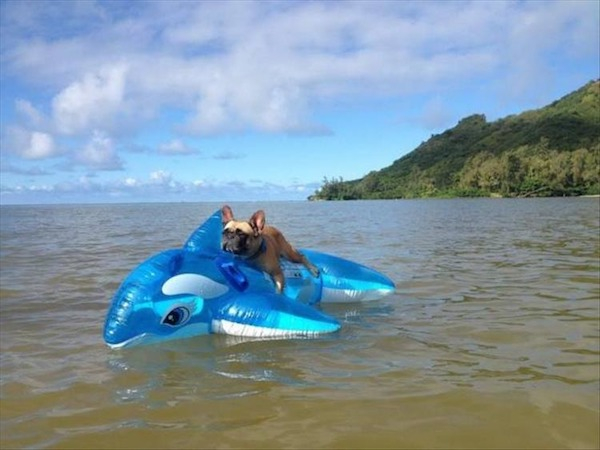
245,238 -> 267,261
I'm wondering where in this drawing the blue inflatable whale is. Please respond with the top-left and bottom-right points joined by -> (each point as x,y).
103,210 -> 395,348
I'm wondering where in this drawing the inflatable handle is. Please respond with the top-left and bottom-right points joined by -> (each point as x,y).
216,257 -> 249,292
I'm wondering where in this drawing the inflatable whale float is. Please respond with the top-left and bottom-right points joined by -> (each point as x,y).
103,210 -> 395,348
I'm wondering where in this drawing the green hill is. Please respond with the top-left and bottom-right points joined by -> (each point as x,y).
311,80 -> 600,200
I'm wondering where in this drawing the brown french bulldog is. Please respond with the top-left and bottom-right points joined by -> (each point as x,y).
220,205 -> 320,294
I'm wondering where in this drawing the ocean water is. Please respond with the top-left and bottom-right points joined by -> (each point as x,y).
1,198 -> 599,449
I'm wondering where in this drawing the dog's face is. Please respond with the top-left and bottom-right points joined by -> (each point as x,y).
221,205 -> 265,256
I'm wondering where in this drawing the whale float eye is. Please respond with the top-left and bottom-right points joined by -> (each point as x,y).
162,306 -> 190,327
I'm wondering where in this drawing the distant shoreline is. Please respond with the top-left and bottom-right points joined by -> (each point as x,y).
308,193 -> 600,201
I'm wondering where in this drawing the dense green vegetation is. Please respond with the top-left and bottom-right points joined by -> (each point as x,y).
310,80 -> 599,200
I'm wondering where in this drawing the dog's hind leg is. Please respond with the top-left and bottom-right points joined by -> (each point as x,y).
281,245 -> 320,279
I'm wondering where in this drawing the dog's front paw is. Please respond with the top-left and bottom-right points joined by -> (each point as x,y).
309,266 -> 320,278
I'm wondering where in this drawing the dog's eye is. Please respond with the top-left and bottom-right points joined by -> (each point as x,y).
235,230 -> 246,237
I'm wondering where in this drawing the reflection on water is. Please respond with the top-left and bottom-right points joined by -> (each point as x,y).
1,199 -> 599,449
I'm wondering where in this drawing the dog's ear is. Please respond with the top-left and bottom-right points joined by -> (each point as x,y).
249,210 -> 266,236
221,205 -> 234,224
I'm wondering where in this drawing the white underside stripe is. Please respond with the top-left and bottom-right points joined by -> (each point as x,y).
212,319 -> 325,337
321,287 -> 395,302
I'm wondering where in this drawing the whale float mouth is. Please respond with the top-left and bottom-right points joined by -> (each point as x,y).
106,321 -> 213,349
211,319 -> 339,338
105,333 -> 150,349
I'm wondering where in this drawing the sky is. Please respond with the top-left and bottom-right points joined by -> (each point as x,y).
1,0 -> 598,205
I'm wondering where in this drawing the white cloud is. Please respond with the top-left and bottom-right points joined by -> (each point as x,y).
123,177 -> 138,187
4,0 -> 596,139
4,126 -> 59,159
212,150 -> 246,160
26,131 -> 56,159
149,170 -> 176,188
157,139 -> 198,155
52,64 -> 128,135
0,161 -> 51,175
0,171 -> 321,204
501,0 -> 599,101
73,130 -> 123,170
15,99 -> 46,127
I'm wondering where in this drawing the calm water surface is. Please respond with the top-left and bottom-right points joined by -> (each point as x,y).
1,199 -> 599,449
